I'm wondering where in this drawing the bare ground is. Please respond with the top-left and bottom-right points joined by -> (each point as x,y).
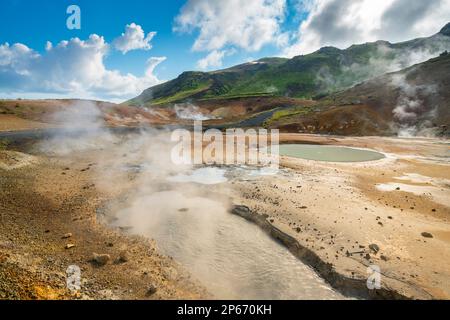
0,149 -> 206,300
1,132 -> 449,300
230,134 -> 450,299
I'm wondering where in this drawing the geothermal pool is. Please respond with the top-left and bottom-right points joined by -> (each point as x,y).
113,188 -> 343,300
279,144 -> 385,162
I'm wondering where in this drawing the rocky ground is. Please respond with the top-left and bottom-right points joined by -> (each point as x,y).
1,130 -> 449,300
0,147 -> 206,300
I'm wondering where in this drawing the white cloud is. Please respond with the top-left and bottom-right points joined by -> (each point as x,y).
0,35 -> 166,102
197,49 -> 237,70
175,0 -> 287,68
0,43 -> 39,72
285,0 -> 450,56
197,50 -> 226,70
113,23 -> 157,54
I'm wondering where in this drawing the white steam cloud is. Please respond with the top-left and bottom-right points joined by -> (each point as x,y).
391,74 -> 438,137
314,36 -> 450,92
38,101 -> 116,155
174,103 -> 217,121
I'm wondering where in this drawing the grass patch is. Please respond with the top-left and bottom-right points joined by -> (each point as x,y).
201,92 -> 274,101
264,106 -> 315,126
149,84 -> 212,105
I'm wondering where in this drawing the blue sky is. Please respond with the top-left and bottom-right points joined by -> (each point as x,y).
1,0 -> 448,102
1,0 -> 195,80
0,0 -> 294,80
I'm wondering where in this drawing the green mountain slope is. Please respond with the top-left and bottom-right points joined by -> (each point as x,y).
128,23 -> 450,107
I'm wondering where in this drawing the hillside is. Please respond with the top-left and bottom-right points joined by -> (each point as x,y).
0,99 -> 175,131
265,53 -> 450,136
128,23 -> 450,107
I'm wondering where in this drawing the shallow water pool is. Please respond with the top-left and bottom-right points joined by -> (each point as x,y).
113,191 -> 343,300
279,144 -> 385,162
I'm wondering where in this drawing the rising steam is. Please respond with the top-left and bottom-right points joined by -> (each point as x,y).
391,73 -> 438,137
174,103 -> 217,121
38,100 -> 117,155
315,35 -> 450,93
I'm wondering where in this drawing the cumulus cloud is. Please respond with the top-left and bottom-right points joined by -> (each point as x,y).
197,50 -> 226,70
197,49 -> 237,70
285,0 -> 450,56
0,35 -> 166,101
113,23 -> 157,54
174,0 -> 287,68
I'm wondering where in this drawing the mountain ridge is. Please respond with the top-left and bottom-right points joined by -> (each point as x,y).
127,23 -> 450,107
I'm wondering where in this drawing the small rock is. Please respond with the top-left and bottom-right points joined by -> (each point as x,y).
364,254 -> 371,260
65,244 -> 75,249
62,233 -> 72,239
396,187 -> 401,191
117,250 -> 129,263
163,267 -> 178,281
92,253 -> 111,266
381,255 -> 389,261
421,232 -> 433,239
231,205 -> 251,218
178,208 -> 189,212
369,244 -> 380,254
146,285 -> 157,296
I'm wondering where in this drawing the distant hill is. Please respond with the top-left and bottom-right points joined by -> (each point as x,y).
128,23 -> 450,107
0,99 -> 175,130
0,99 -> 116,123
